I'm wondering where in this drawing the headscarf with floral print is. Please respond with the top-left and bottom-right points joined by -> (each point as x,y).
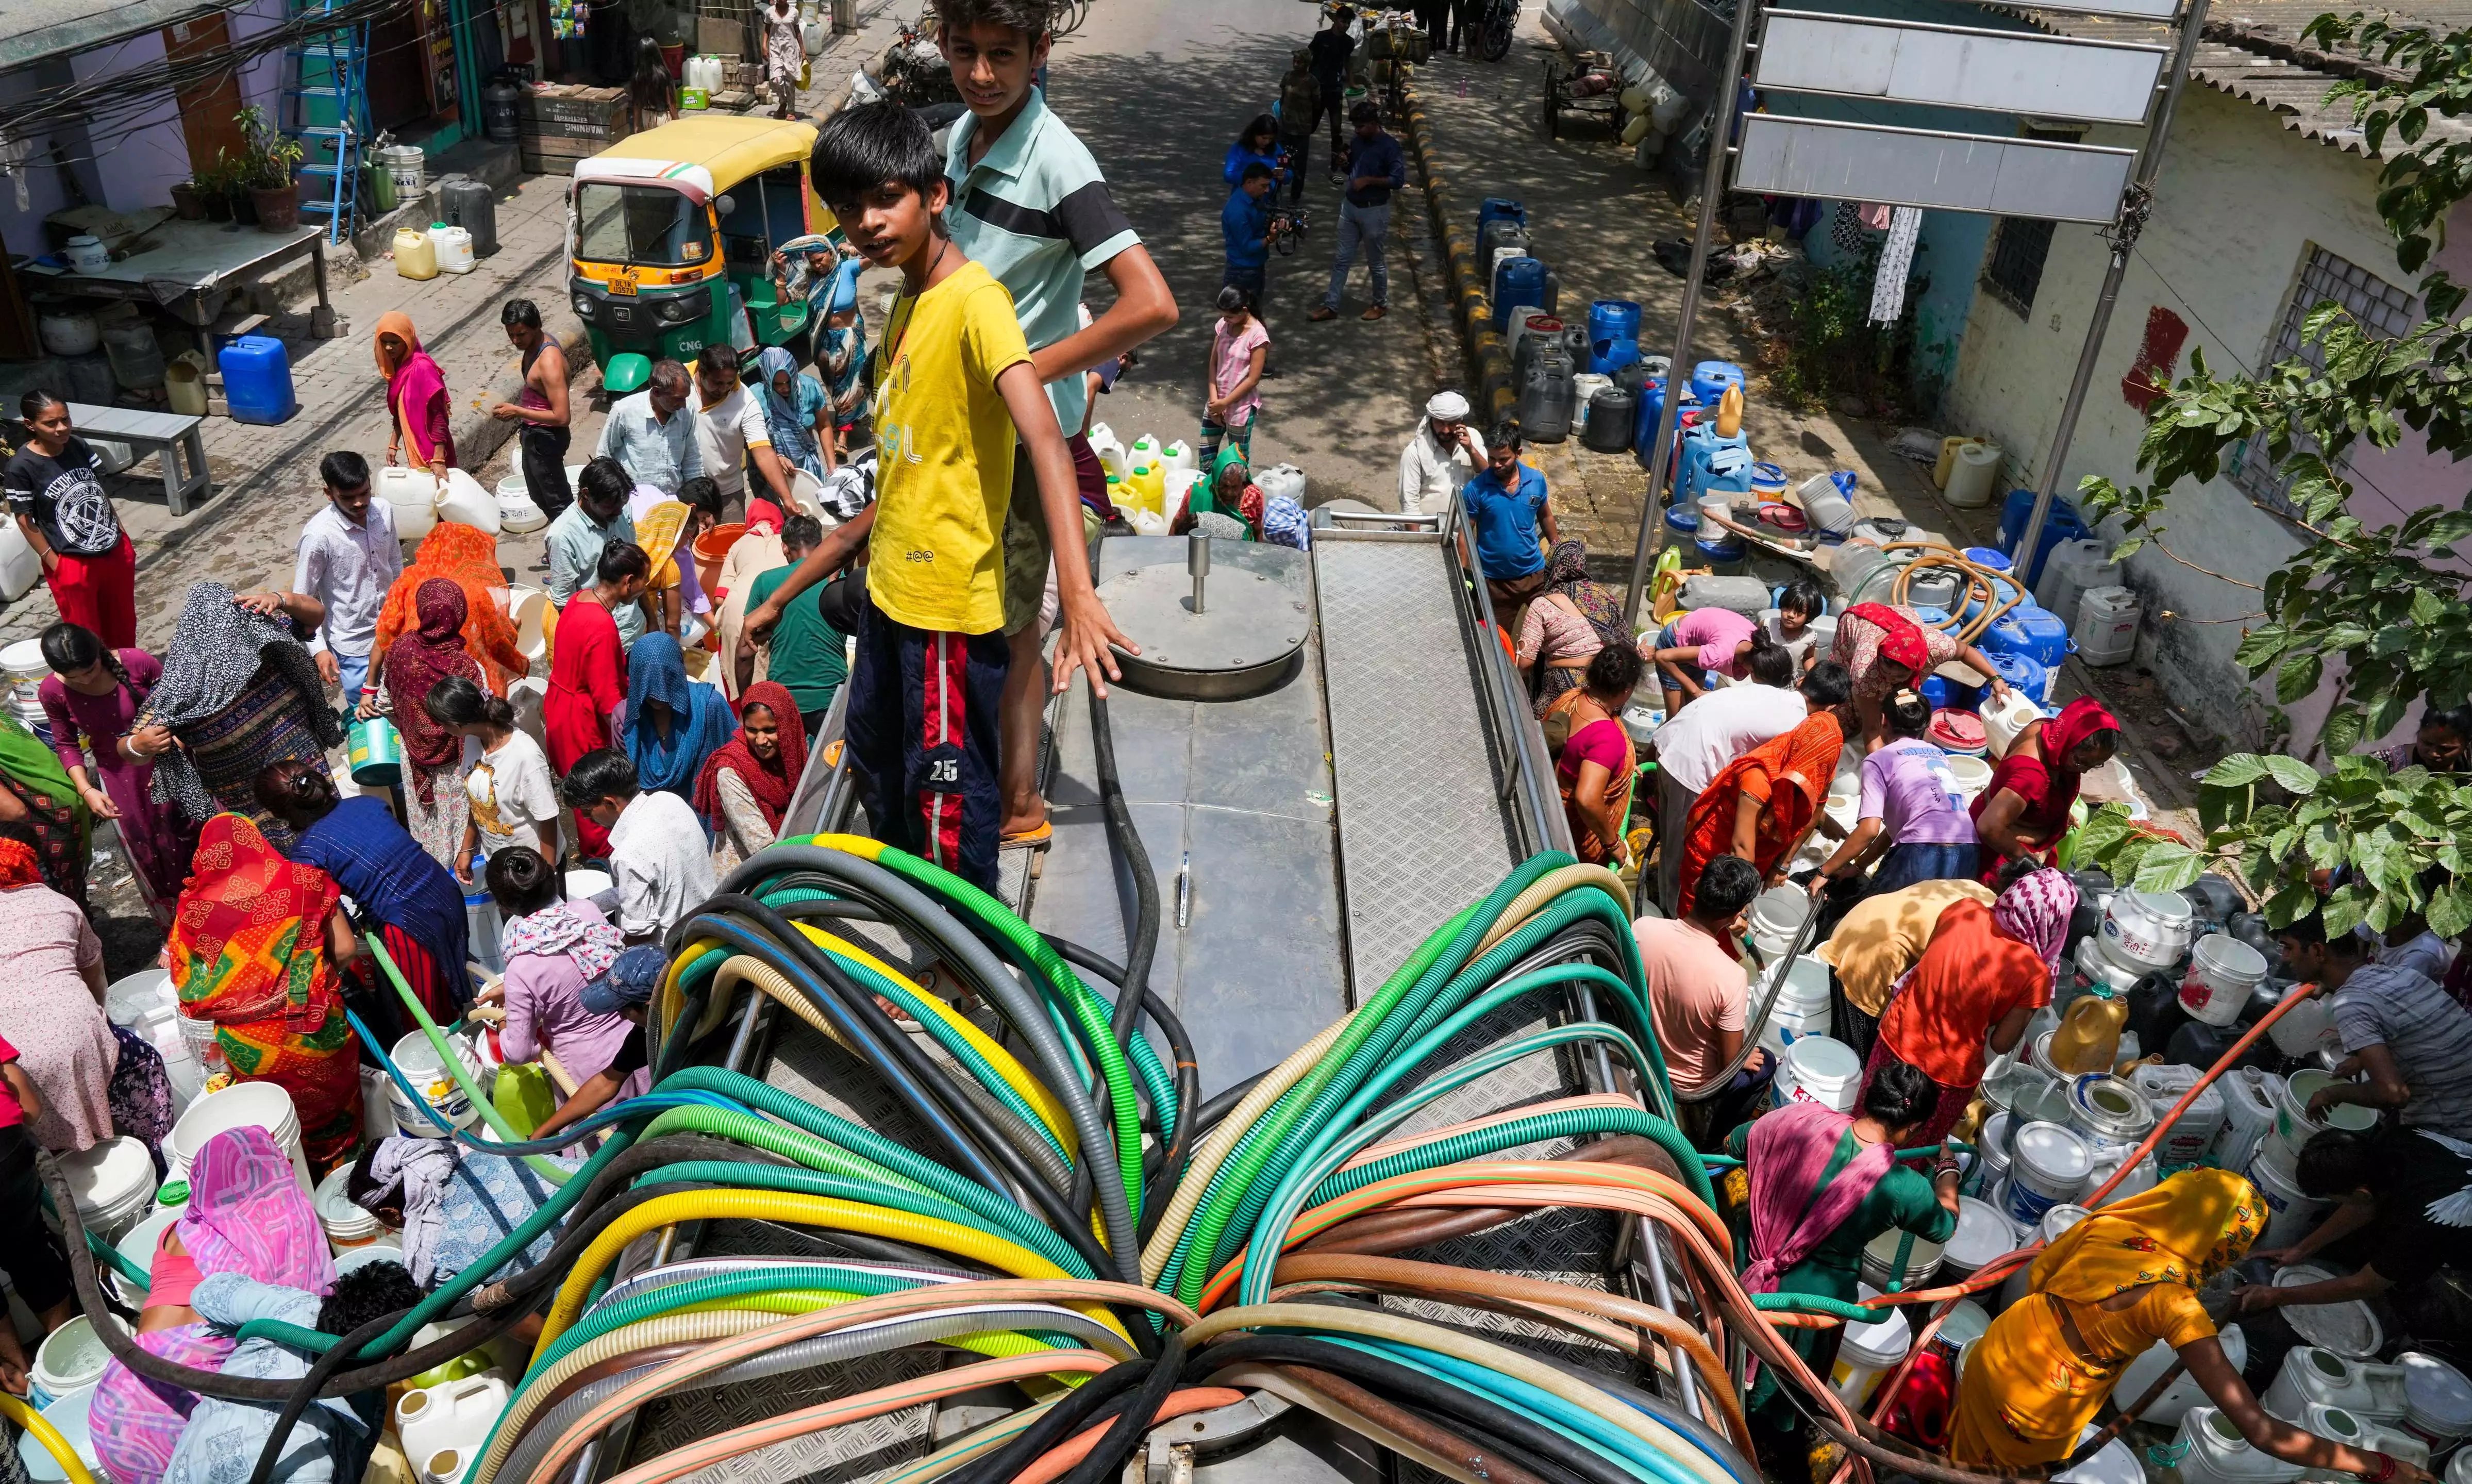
2026,1169 -> 2263,1300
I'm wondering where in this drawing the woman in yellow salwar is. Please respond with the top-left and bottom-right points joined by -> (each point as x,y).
1951,1170 -> 2433,1482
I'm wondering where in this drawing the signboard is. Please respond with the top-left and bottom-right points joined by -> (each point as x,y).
1733,114 -> 2136,221
1756,11 -> 2167,125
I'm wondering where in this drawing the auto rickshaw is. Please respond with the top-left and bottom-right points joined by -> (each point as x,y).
567,115 -> 833,391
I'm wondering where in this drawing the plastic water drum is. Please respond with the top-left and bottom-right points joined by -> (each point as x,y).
1588,298 -> 1642,351
170,1081 -> 311,1192
2174,1409 -> 2303,1484
2401,1352 -> 2472,1454
1983,604 -> 2074,670
434,469 -> 502,536
56,1136 -> 158,1245
1755,957 -> 1833,1056
2267,1070 -> 2380,1169
17,1387 -> 99,1483
1985,652 -> 2049,705
2117,1325 -> 2246,1430
2132,1063 -> 2226,1168
28,1318 -> 110,1409
1690,359 -> 1744,405
1772,1036 -> 1862,1112
1942,1196 -> 2022,1285
2216,1068 -> 2282,1174
1831,1285 -> 1913,1407
2083,1149 -> 2159,1206
2180,932 -> 2268,1027
2005,1121 -> 2093,1225
219,336 -> 298,425
1493,257 -> 1548,330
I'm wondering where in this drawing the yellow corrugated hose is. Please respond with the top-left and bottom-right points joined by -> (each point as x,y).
0,1392 -> 94,1484
538,1192 -> 1123,1349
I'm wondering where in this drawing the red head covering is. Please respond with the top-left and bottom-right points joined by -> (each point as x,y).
373,522 -> 525,692
693,680 -> 812,836
1844,602 -> 1930,674
382,578 -> 483,803
2039,695 -> 2120,769
0,837 -> 39,889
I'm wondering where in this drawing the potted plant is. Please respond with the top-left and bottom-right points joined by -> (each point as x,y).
197,157 -> 235,221
169,175 -> 208,221
236,107 -> 306,232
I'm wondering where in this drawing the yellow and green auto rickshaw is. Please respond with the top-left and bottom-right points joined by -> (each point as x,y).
567,115 -> 835,391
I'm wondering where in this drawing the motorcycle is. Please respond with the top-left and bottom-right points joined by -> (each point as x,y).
1473,0 -> 1516,61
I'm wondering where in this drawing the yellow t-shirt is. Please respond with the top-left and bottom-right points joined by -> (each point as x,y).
1814,877 -> 1995,1014
864,259 -> 1033,635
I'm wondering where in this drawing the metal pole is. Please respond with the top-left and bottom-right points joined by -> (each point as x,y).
2009,0 -> 2213,590
1619,0 -> 1762,628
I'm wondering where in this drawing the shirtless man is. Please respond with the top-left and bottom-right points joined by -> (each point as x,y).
492,298 -> 573,529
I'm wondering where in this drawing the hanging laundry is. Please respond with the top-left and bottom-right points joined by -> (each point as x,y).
0,130 -> 29,213
1857,202 -> 1894,231
1831,200 -> 1865,254
1868,207 -> 1922,324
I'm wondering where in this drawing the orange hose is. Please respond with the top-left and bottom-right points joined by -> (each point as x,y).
1011,1388 -> 1249,1484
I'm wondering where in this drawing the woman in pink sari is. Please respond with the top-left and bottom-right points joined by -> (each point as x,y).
1725,1060 -> 1961,1471
376,311 -> 455,474
89,1126 -> 336,1484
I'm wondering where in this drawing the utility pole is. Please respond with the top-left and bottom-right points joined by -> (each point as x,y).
1618,0 -> 1761,629
2008,0 -> 2215,588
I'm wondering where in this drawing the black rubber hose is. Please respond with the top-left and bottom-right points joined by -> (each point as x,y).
1062,1330 -> 1185,1484
244,1298 -> 425,1484
941,1349 -> 1156,1484
1034,934 -> 1201,1231
1189,1333 -> 1643,1484
673,897 -> 1121,1282
1083,691 -> 1158,1054
1190,1069 -> 1270,1137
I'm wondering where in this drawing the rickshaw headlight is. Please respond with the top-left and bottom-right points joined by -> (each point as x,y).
656,295 -> 696,325
571,292 -> 596,320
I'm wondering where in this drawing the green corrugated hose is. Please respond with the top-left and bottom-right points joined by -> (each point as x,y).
360,929 -> 573,1185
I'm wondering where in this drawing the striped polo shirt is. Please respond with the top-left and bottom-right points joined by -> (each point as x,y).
2330,959 -> 2472,1140
943,89 -> 1141,435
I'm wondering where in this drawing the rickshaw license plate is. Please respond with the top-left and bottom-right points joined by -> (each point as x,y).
608,278 -> 638,296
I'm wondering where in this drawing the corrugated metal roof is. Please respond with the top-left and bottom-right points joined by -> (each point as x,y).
0,0 -> 225,71
1995,0 -> 2472,152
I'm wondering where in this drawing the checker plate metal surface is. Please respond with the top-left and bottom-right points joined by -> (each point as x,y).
629,1350 -> 942,1484
1313,535 -> 1518,993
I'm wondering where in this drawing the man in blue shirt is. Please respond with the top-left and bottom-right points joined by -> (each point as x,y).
1461,421 -> 1559,629
1310,102 -> 1408,322
1222,162 -> 1275,308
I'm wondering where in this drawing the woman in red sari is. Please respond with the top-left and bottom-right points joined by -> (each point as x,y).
168,813 -> 364,1170
370,521 -> 526,694
1675,708 -> 1848,916
1971,696 -> 2120,883
546,543 -> 647,858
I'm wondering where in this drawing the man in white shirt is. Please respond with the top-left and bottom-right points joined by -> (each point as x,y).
1650,656 -> 1850,914
290,450 -> 402,712
691,354 -> 797,515
560,748 -> 717,942
1396,390 -> 1485,516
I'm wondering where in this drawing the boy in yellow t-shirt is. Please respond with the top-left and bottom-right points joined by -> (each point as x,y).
798,99 -> 1132,891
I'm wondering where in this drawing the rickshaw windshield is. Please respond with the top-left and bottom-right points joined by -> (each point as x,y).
576,182 -> 711,266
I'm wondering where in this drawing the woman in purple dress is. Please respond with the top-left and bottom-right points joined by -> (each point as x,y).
38,621 -> 197,922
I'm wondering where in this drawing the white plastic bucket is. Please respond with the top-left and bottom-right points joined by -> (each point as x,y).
1927,1299 -> 1991,1368
2268,1071 -> 2380,1169
2216,1068 -> 2282,1174
1747,886 -> 1813,961
1771,1036 -> 1862,1113
28,1318 -> 110,1409
2181,932 -> 2269,1026
2174,1408 -> 2303,1484
110,1205 -> 178,1307
1861,1225 -> 1944,1293
17,1387 -> 99,1483
104,970 -> 174,1027
2057,1426 -> 2143,1484
2066,1073 -> 2154,1158
55,1135 -> 158,1245
315,1164 -> 382,1249
1941,1195 -> 2020,1282
2132,1064 -> 2226,1168
2099,889 -> 2197,970
2118,1325 -> 2245,1429
1754,956 -> 1832,1056
1998,1203 -> 2088,1311
336,1237 -> 405,1277
1830,1285 -> 1912,1408
169,1081 -> 310,1193
1967,1112 -> 2012,1198
2267,993 -> 2340,1061
2004,1121 -> 2093,1225
2401,1352 -> 2472,1453
390,1030 -> 478,1138
2247,1140 -> 2330,1252
564,867 -> 614,903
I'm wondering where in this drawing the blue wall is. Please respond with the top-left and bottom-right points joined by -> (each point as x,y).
1753,0 -> 2046,409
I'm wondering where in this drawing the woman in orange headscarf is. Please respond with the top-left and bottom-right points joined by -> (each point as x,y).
376,311 -> 455,474
370,521 -> 526,693
1949,1170 -> 2424,1480
1674,709 -> 1848,916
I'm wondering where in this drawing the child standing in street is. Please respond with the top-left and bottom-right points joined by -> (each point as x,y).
803,100 -> 1131,892
1201,287 -> 1269,470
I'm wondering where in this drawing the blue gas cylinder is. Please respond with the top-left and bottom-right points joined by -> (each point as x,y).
219,335 -> 297,425
1493,256 -> 1548,331
1690,359 -> 1745,405
1478,197 -> 1525,239
1981,603 -> 2075,670
1986,651 -> 2050,704
1998,489 -> 2094,588
1591,336 -> 1642,377
1589,298 -> 1642,352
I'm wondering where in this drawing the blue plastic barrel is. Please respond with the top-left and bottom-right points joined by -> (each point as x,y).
1478,197 -> 1525,238
1591,335 -> 1642,377
1634,378 -> 1699,462
1588,299 -> 1642,350
1959,575 -> 2022,626
219,335 -> 297,426
1919,673 -> 1952,712
1987,652 -> 2050,704
1962,546 -> 2012,574
1493,257 -> 1548,331
1981,603 -> 2075,670
1690,359 -> 1745,405
1998,489 -> 2093,588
